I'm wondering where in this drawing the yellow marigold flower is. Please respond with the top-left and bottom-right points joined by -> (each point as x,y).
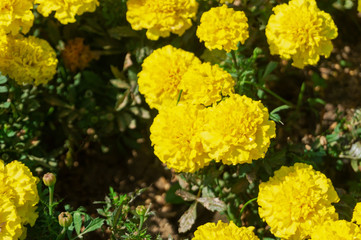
352,202 -> 361,225
0,196 -> 23,240
137,45 -> 201,110
258,163 -> 340,240
0,0 -> 34,35
201,94 -> 275,165
126,0 -> 198,40
266,0 -> 338,69
4,160 -> 39,227
192,221 -> 259,240
310,220 -> 361,239
197,5 -> 249,52
62,38 -> 99,73
35,0 -> 99,24
179,62 -> 235,106
150,104 -> 211,173
359,0 -> 361,12
0,35 -> 58,85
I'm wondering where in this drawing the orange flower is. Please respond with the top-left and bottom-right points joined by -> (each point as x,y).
62,38 -> 98,73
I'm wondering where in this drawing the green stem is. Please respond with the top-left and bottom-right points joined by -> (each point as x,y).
231,51 -> 239,77
138,215 -> 144,231
243,81 -> 295,108
56,227 -> 67,240
176,89 -> 183,105
239,197 -> 257,221
49,186 -> 54,215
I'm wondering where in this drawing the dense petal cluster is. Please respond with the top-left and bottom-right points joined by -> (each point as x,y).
0,35 -> 58,85
352,202 -> 361,225
137,45 -> 201,110
62,38 -> 98,73
310,220 -> 361,239
0,160 -> 39,240
192,221 -> 259,240
197,5 -> 249,52
258,163 -> 339,240
179,62 -> 235,106
150,104 -> 211,173
201,94 -> 276,165
126,0 -> 198,40
35,0 -> 99,24
266,0 -> 338,68
0,0 -> 34,35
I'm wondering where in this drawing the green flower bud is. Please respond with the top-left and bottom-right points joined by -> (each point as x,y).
43,173 -> 56,187
58,212 -> 73,228
135,205 -> 147,216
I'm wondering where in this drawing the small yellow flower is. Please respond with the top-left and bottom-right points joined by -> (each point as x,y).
35,0 -> 99,24
137,45 -> 201,110
126,0 -> 198,40
192,221 -> 259,240
258,163 -> 340,239
197,5 -> 249,52
310,220 -> 361,239
179,62 -> 235,106
0,0 -> 34,35
0,35 -> 58,85
352,202 -> 361,225
150,104 -> 211,173
266,0 -> 338,68
201,94 -> 275,165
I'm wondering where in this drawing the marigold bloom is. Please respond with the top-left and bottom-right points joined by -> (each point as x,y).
258,163 -> 340,240
0,35 -> 58,85
359,0 -> 361,12
201,94 -> 275,165
192,221 -> 259,240
197,5 -> 249,52
0,197 -> 23,240
137,45 -> 201,110
266,0 -> 338,68
179,62 -> 235,106
0,0 -> 34,35
35,0 -> 99,24
310,220 -> 361,239
62,38 -> 98,73
126,0 -> 198,40
352,202 -> 361,225
0,160 -> 39,239
150,104 -> 211,173
218,0 -> 234,3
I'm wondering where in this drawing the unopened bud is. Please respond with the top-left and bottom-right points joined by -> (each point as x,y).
135,205 -> 147,216
43,173 -> 56,187
58,212 -> 73,228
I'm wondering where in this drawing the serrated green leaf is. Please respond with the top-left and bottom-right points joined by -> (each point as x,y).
81,218 -> 104,235
197,197 -> 226,212
175,189 -> 197,201
178,202 -> 197,233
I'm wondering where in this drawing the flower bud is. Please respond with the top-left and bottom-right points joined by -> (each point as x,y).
58,212 -> 73,228
135,205 -> 147,216
43,173 -> 56,187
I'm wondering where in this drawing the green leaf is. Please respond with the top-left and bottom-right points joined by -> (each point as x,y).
81,218 -> 104,235
0,75 -> 7,84
175,189 -> 197,201
262,61 -> 278,81
197,197 -> 226,212
108,26 -> 138,39
271,105 -> 291,115
178,202 -> 197,233
73,212 -> 82,235
0,86 -> 8,93
165,183 -> 185,204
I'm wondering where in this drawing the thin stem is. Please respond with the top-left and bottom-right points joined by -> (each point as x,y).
176,89 -> 183,105
231,51 -> 239,77
49,186 -> 54,215
56,227 -> 67,240
138,215 -> 144,231
243,81 -> 295,108
239,197 -> 257,221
